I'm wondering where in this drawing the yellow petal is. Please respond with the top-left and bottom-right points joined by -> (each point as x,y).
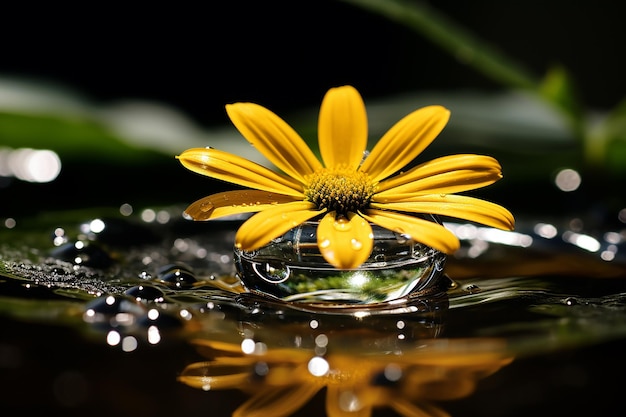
226,103 -> 323,182
360,209 -> 460,254
359,105 -> 450,182
371,195 -> 515,230
374,168 -> 502,200
184,190 -> 301,221
316,212 -> 374,269
318,85 -> 368,170
233,383 -> 320,417
177,147 -> 303,197
377,154 -> 501,192
235,201 -> 324,251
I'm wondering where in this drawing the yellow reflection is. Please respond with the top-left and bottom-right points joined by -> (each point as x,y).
179,335 -> 513,417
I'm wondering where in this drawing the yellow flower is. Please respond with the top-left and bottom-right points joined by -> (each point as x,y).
177,85 -> 514,269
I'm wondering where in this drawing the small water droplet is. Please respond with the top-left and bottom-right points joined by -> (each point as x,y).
319,239 -> 331,248
464,284 -> 481,293
350,238 -> 363,250
200,201 -> 213,212
374,254 -> 386,262
395,233 -> 408,244
564,297 -> 578,306
333,218 -> 352,231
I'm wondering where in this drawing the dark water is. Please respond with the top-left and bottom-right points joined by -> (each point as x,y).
1,207 -> 626,417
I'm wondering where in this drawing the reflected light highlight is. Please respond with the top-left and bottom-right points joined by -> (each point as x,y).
446,223 -> 533,248
554,168 -> 581,192
1,148 -> 61,183
534,223 -> 558,239
308,356 -> 330,377
562,231 -> 601,252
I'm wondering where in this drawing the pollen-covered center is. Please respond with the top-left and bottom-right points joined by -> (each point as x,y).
304,169 -> 376,215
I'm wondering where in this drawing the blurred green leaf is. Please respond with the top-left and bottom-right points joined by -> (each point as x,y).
539,66 -> 585,136
594,98 -> 626,173
0,111 -> 163,162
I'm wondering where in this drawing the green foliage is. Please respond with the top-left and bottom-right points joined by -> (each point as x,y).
0,111 -> 165,163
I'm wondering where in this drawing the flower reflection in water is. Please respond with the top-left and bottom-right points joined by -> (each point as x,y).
179,294 -> 514,417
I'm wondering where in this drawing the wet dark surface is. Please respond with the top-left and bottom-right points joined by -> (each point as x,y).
1,209 -> 626,416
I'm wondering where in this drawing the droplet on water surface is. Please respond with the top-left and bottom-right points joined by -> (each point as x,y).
124,285 -> 165,303
156,263 -> 197,289
49,241 -> 113,268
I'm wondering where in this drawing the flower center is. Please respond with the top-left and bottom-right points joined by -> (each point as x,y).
304,169 -> 375,215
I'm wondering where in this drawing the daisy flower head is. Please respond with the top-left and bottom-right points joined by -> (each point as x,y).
177,86 -> 514,270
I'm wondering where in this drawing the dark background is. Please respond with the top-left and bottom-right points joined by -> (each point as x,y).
1,1 -> 624,127
0,0 -> 624,218
2,3 -> 626,416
